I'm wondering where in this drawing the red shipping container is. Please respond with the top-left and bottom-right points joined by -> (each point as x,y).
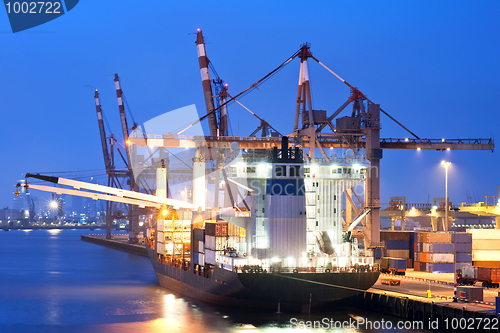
491,268 -> 500,284
477,267 -> 491,282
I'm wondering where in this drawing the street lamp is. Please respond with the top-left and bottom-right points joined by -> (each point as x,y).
441,160 -> 456,302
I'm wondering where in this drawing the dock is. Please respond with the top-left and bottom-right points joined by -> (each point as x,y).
81,234 -> 148,257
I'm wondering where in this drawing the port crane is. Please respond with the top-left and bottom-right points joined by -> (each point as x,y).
20,31 -> 495,251
128,35 -> 494,250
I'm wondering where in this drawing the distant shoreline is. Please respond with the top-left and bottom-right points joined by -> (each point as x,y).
3,225 -> 108,230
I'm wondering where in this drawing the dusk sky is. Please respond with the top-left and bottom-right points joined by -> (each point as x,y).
1,1 -> 499,209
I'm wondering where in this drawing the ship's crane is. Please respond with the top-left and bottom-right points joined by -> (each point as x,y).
95,77 -> 156,241
342,208 -> 372,243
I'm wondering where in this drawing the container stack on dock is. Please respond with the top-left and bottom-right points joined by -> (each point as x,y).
452,232 -> 473,271
468,229 -> 500,268
380,231 -> 414,268
413,232 -> 472,273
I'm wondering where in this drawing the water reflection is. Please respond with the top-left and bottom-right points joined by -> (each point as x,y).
0,230 -> 430,333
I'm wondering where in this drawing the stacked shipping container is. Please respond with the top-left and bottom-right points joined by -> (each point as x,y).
204,221 -> 246,265
413,232 -> 472,273
380,231 -> 414,268
468,229 -> 500,268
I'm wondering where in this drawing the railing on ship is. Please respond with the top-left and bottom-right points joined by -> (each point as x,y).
234,265 -> 377,274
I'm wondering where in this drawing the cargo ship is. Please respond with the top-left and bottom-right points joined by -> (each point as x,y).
21,133 -> 380,310
138,135 -> 380,310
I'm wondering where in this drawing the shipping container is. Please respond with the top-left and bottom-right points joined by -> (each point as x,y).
492,268 -> 500,284
216,222 -> 228,237
413,261 -> 420,271
386,249 -> 410,258
452,233 -> 472,243
477,267 -> 491,282
205,235 -> 216,250
474,261 -> 500,268
205,249 -> 216,265
381,231 -> 410,241
462,266 -> 476,279
419,252 -> 431,263
429,263 -> 454,273
406,258 -> 413,269
468,229 -> 500,240
472,240 -> 500,250
409,232 -> 415,246
430,253 -> 454,263
193,228 -> 205,242
157,231 -> 164,243
373,248 -> 382,259
422,242 -> 430,252
455,243 -> 472,253
156,242 -> 164,254
456,253 -> 472,262
431,243 -> 454,253
456,262 -> 471,272
193,252 -> 204,265
193,240 -> 204,253
457,286 -> 483,302
386,240 -> 410,250
205,222 -> 216,236
389,258 -> 406,271
427,233 -> 452,243
472,250 -> 500,261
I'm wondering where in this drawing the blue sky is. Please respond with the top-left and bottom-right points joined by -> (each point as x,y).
1,1 -> 499,209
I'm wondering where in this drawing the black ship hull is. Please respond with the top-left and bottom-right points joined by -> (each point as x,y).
147,248 -> 379,309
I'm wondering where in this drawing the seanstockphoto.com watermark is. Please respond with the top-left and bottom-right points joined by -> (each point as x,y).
290,316 -> 500,330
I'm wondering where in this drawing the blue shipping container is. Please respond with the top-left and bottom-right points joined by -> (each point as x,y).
432,243 -> 454,253
373,248 -> 382,259
389,258 -> 406,270
452,233 -> 472,243
430,263 -> 454,273
455,243 -> 472,253
386,240 -> 409,250
409,231 -> 416,245
456,253 -> 472,262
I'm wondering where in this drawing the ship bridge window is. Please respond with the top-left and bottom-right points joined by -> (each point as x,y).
290,165 -> 300,177
304,167 -> 310,174
275,165 -> 287,177
246,166 -> 256,173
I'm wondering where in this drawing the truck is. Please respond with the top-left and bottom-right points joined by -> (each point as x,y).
458,266 -> 500,288
380,257 -> 406,275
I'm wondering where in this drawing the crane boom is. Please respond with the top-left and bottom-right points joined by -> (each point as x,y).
24,173 -> 196,209
94,89 -> 112,173
347,208 -> 372,233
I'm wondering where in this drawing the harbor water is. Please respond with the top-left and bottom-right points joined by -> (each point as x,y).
0,229 -> 431,332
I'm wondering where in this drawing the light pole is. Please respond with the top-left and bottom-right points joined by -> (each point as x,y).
442,161 -> 456,301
